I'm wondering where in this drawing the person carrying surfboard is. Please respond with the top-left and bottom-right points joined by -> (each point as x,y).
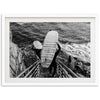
32,40 -> 42,59
40,42 -> 61,77
40,31 -> 61,77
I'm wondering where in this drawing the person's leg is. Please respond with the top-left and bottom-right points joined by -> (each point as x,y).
40,66 -> 52,77
52,63 -> 57,77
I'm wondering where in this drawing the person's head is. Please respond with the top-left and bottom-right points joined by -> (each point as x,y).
33,41 -> 42,49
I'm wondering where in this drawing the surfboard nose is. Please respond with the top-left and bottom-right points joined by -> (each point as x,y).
47,30 -> 58,35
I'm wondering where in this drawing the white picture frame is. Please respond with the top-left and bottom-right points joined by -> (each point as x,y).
1,14 -> 98,86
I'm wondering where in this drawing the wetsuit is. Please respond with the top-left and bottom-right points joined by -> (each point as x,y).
34,49 -> 41,59
49,43 -> 61,77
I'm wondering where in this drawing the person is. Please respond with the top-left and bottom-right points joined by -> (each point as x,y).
39,42 -> 61,77
49,43 -> 61,77
32,40 -> 42,59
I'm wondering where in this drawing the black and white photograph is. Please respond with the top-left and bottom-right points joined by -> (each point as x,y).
2,16 -> 96,85
9,21 -> 91,78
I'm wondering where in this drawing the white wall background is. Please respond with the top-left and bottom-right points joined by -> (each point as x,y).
0,0 -> 99,100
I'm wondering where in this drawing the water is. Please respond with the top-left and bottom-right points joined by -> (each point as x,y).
10,22 -> 90,46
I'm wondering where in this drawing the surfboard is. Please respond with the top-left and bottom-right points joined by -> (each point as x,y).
41,31 -> 58,68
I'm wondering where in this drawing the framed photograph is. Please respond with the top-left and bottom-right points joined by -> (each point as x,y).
1,15 -> 97,86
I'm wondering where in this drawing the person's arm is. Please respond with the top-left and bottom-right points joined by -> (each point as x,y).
54,43 -> 61,57
56,43 -> 61,52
